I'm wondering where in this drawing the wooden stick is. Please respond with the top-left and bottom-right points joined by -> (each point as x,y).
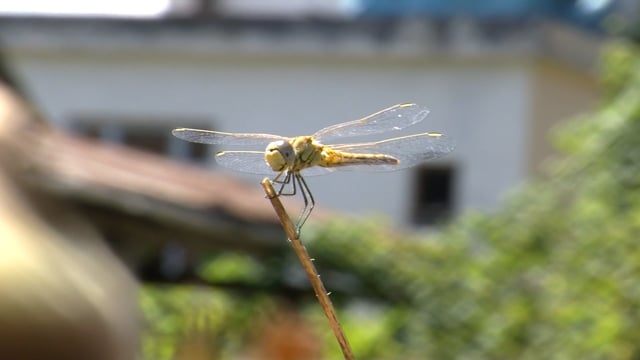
261,178 -> 355,360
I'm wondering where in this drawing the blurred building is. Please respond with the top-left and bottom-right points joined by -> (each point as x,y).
0,0 -> 605,226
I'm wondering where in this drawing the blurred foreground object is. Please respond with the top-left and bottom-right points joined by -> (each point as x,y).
0,83 -> 139,360
249,306 -> 322,360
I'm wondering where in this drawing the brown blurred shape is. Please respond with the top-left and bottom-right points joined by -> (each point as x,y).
248,305 -> 322,360
0,83 -> 140,360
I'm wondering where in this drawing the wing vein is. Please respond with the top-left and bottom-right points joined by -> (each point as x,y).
172,128 -> 286,146
313,103 -> 429,141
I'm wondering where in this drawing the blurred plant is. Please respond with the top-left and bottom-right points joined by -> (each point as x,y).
304,42 -> 640,359
141,284 -> 287,360
141,42 -> 640,359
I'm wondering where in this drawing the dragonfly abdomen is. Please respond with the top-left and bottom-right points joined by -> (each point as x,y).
321,149 -> 399,168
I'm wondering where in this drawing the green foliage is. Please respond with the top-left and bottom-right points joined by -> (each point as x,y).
140,285 -> 277,360
141,43 -> 640,359
386,42 -> 640,359
302,44 -> 640,359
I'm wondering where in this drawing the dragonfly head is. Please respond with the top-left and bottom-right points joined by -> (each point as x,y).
265,140 -> 295,171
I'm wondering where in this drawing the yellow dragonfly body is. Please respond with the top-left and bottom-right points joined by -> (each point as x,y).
172,103 -> 455,233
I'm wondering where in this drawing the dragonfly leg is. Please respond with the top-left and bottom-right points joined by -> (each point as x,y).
272,170 -> 295,196
272,170 -> 287,186
294,173 -> 315,235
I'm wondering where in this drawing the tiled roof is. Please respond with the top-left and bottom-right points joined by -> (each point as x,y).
0,84 -> 291,251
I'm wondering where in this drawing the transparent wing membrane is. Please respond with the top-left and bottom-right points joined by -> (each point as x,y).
172,128 -> 285,146
214,151 -> 273,174
172,104 -> 454,233
214,134 -> 454,175
326,133 -> 455,171
313,103 -> 429,141
215,151 -> 336,176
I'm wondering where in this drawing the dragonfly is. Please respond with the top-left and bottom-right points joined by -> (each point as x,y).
172,103 -> 455,234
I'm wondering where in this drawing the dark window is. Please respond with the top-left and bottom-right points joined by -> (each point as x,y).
75,122 -> 102,140
412,166 -> 455,225
68,115 -> 211,163
123,127 -> 170,154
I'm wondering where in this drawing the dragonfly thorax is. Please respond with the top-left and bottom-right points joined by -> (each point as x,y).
265,140 -> 295,171
265,136 -> 325,172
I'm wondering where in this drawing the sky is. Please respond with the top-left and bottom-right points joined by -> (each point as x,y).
0,0 -> 172,18
0,0 -> 615,19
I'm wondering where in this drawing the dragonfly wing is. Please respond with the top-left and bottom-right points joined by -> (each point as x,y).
327,133 -> 455,172
313,103 -> 429,141
215,151 -> 274,174
215,151 -> 335,177
172,128 -> 286,146
299,166 -> 336,177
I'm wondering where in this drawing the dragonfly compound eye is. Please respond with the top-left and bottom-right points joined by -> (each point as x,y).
265,140 -> 295,171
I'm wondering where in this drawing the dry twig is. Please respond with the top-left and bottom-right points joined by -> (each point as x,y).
261,178 -> 355,360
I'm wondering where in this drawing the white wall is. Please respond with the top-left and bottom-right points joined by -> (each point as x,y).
9,51 -> 531,225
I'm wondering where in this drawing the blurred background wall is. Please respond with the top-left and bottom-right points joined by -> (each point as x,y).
1,1 -> 639,359
0,0 -> 622,227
